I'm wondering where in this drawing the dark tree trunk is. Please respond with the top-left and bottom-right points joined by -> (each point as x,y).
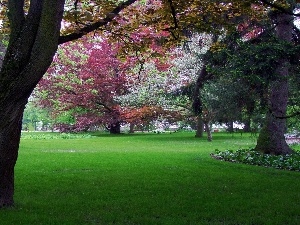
0,0 -> 65,207
110,121 -> 121,134
243,120 -> 251,133
227,121 -> 234,133
243,100 -> 255,132
0,100 -> 27,207
129,123 -> 135,133
255,9 -> 293,155
255,112 -> 291,155
195,116 -> 204,138
0,41 -> 5,69
192,65 -> 213,139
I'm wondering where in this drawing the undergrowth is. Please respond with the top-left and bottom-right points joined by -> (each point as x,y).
21,132 -> 93,140
211,148 -> 300,171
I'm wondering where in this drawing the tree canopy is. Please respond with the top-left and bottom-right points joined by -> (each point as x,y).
1,0 -> 300,208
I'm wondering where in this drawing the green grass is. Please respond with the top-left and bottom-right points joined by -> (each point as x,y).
1,132 -> 300,225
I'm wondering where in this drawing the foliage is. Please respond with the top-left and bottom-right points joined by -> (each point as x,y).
211,148 -> 300,171
286,64 -> 300,131
201,80 -> 245,123
23,101 -> 53,131
116,32 -> 216,129
21,132 -> 93,140
116,56 -> 192,126
204,23 -> 300,132
208,34 -> 299,87
123,105 -> 183,126
0,0 -> 265,41
36,38 -> 128,131
116,60 -> 175,108
100,0 -> 260,55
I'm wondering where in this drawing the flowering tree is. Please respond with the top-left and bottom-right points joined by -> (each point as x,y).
116,33 -> 213,132
37,38 -> 128,133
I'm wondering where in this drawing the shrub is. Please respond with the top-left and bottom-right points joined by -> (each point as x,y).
211,148 -> 300,171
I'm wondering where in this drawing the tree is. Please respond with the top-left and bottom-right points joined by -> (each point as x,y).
0,0 -> 289,207
0,0 -> 139,208
205,1 -> 300,154
121,32 -> 214,138
37,38 -> 128,134
0,0 -> 66,207
255,7 -> 295,155
114,58 -> 187,132
123,105 -> 182,132
22,100 -> 53,131
117,41 -> 208,133
172,33 -> 213,138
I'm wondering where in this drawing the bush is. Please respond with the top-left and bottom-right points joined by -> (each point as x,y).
211,148 -> 300,171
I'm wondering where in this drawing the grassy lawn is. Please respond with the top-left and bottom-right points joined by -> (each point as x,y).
1,132 -> 299,225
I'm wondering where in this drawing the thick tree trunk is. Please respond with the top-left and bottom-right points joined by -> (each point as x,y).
129,123 -> 135,133
0,0 -> 65,207
255,10 -> 293,155
0,101 -> 27,207
255,61 -> 292,154
255,112 -> 292,155
192,65 -> 212,139
195,116 -> 204,138
109,121 -> 121,134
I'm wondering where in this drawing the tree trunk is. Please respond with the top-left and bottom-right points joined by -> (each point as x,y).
0,0 -> 65,207
243,120 -> 251,133
195,116 -> 204,138
192,65 -> 212,139
255,112 -> 292,155
0,41 -> 5,69
243,100 -> 255,132
255,9 -> 293,155
204,121 -> 212,142
110,121 -> 121,134
0,100 -> 27,207
129,123 -> 135,133
255,66 -> 292,154
227,121 -> 234,133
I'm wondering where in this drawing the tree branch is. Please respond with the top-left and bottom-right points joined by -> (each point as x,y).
7,0 -> 25,37
96,101 -> 112,112
167,0 -> 178,29
74,0 -> 79,10
192,65 -> 213,115
58,0 -> 138,44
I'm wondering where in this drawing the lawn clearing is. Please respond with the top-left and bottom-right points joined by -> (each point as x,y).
1,132 -> 299,225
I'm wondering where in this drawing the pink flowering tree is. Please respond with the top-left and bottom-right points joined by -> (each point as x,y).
36,38 -> 128,133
